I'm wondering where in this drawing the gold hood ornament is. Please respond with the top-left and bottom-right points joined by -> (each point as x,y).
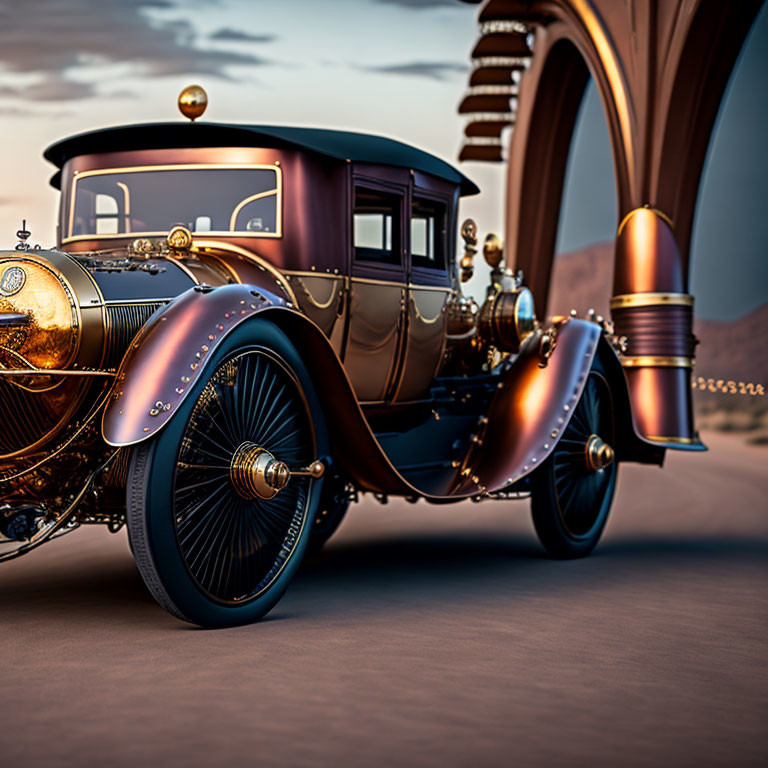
178,84 -> 207,122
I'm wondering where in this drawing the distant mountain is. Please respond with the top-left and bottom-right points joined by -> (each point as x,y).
548,242 -> 767,408
694,304 -> 768,393
548,241 -> 614,319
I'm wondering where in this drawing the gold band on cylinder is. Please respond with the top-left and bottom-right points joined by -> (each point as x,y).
620,355 -> 693,369
610,292 -> 693,310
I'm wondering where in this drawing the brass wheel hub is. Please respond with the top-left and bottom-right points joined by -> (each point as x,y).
585,434 -> 615,472
230,442 -> 324,500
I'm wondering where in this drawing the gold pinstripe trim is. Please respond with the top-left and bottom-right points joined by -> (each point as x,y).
616,207 -> 674,238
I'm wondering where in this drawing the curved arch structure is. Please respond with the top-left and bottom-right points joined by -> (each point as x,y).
458,0 -> 763,446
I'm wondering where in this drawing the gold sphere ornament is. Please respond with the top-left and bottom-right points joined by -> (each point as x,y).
483,233 -> 504,269
167,225 -> 193,250
178,84 -> 208,121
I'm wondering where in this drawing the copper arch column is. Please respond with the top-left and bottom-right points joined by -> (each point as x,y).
458,0 -> 764,447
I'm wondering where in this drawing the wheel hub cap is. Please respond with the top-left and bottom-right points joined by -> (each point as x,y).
230,442 -> 290,500
585,434 -> 614,472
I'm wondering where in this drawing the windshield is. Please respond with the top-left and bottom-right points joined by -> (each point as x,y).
67,164 -> 281,241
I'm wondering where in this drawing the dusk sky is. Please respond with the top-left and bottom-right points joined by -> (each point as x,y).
0,0 -> 765,320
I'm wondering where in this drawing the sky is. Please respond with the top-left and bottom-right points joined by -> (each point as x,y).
0,0 -> 764,320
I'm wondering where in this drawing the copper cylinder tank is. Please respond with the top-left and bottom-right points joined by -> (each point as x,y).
611,208 -> 700,445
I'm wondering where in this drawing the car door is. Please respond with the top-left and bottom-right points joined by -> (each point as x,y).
343,177 -> 408,403
391,190 -> 453,402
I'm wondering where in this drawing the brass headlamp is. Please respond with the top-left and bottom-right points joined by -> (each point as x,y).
476,233 -> 538,353
478,285 -> 537,353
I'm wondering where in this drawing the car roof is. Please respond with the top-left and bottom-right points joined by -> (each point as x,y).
44,122 -> 480,196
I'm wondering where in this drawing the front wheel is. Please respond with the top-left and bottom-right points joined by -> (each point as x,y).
530,364 -> 618,558
127,322 -> 325,628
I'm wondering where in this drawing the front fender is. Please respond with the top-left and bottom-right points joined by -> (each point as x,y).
102,284 -> 289,446
450,319 -> 602,495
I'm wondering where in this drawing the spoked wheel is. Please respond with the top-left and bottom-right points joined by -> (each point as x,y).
530,364 -> 618,558
127,322 -> 326,628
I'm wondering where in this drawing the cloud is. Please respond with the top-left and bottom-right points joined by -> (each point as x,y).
361,61 -> 468,81
373,0 -> 465,8
210,28 -> 276,43
0,0 -> 274,102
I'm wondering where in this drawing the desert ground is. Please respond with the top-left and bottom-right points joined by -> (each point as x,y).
1,430 -> 766,767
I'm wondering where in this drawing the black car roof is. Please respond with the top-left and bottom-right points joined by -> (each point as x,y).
44,122 -> 479,196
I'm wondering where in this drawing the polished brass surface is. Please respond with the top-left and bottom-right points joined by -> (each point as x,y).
230,443 -> 324,500
446,295 -> 479,337
230,443 -> 285,500
0,256 -> 79,374
621,355 -> 693,369
478,287 -> 537,353
460,218 -> 478,282
167,226 -> 193,250
131,238 -> 154,254
610,292 -> 694,309
0,250 -> 105,458
65,163 -> 283,243
585,433 -> 615,471
292,460 -> 326,479
178,84 -> 208,121
483,233 -> 504,269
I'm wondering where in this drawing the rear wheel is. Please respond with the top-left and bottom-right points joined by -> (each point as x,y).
530,364 -> 618,558
127,322 -> 325,628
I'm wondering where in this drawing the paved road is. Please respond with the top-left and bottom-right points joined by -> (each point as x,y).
1,431 -> 766,767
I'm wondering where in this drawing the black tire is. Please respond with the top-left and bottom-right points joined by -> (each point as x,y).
307,474 -> 354,554
530,361 -> 618,558
127,321 -> 327,628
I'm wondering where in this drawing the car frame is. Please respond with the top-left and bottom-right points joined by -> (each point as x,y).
0,88 -> 697,627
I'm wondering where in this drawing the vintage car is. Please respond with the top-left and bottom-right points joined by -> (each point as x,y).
0,87 -> 678,627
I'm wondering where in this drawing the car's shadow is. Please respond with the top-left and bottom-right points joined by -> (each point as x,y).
1,531 -> 766,629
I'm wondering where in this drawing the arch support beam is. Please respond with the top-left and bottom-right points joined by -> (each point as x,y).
464,0 -> 764,447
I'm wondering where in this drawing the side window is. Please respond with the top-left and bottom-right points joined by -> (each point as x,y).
353,188 -> 401,264
411,198 -> 447,271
